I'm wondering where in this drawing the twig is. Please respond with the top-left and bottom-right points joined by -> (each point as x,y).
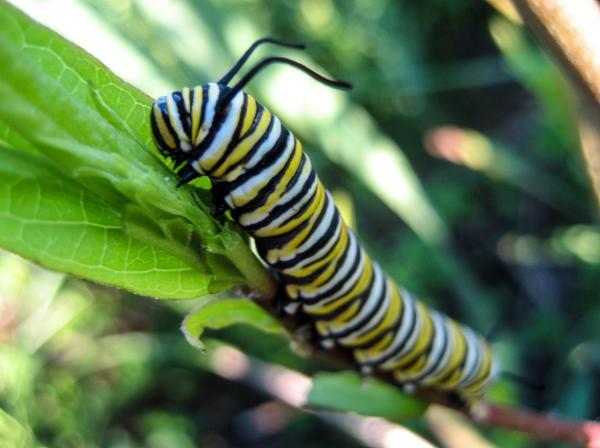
471,402 -> 600,447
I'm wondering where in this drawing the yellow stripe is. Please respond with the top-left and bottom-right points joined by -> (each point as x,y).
240,141 -> 303,225
191,86 -> 203,146
153,106 -> 177,149
182,87 -> 191,113
393,354 -> 429,379
383,303 -> 434,370
353,331 -> 395,364
265,182 -> 327,264
213,109 -> 272,179
330,300 -> 363,325
240,95 -> 257,137
167,94 -> 185,143
425,320 -> 465,386
341,279 -> 402,347
254,172 -> 321,237
303,259 -> 374,316
283,225 -> 349,277
461,341 -> 493,395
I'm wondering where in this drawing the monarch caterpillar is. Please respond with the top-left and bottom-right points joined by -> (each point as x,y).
150,38 -> 495,400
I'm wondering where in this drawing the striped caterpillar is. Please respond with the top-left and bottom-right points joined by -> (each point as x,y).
150,38 -> 495,401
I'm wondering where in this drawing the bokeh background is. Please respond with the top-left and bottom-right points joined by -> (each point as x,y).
2,0 -> 599,447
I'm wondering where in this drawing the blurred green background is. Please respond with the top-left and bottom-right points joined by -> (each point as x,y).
1,0 -> 599,446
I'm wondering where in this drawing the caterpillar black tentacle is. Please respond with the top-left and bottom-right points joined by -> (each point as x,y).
150,39 -> 496,401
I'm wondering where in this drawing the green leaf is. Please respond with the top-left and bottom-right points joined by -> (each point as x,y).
182,297 -> 284,351
0,1 -> 275,299
308,371 -> 427,420
0,147 -> 213,298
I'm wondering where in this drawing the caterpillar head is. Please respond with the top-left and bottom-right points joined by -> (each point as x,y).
150,89 -> 197,165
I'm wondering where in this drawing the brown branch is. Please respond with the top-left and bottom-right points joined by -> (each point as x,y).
511,0 -> 600,103
471,402 -> 600,447
511,0 -> 600,205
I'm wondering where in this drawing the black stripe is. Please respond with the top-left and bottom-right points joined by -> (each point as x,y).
309,272 -> 374,322
327,270 -> 388,337
207,94 -> 249,175
150,105 -> 173,153
412,317 -> 450,381
282,227 -> 351,287
196,85 -> 209,145
186,87 -> 193,114
436,332 -> 468,385
262,189 -> 331,256
301,242 -> 361,305
459,337 -> 482,386
219,105 -> 268,178
188,88 -> 195,136
223,127 -> 288,194
231,138 -> 297,217
173,91 -> 190,137
270,208 -> 340,271
243,163 -> 315,233
388,314 -> 435,370
157,98 -> 180,148
188,85 -> 230,161
255,215 -> 311,257
356,292 -> 418,359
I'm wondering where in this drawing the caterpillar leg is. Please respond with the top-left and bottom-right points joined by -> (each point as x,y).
210,182 -> 230,218
448,391 -> 470,410
176,165 -> 200,187
272,281 -> 301,317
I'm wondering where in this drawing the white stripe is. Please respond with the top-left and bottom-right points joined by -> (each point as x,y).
373,289 -> 423,369
203,83 -> 220,134
421,316 -> 455,384
226,133 -> 294,209
454,327 -> 481,388
244,116 -> 283,171
221,118 -> 283,183
166,93 -> 189,147
280,215 -> 342,275
291,194 -> 339,261
200,91 -> 244,170
329,264 -> 385,337
359,287 -> 417,366
268,192 -> 336,265
239,159 -> 315,228
285,224 -> 360,300
301,233 -> 360,300
403,311 -> 446,381
300,232 -> 363,305
337,267 -> 389,342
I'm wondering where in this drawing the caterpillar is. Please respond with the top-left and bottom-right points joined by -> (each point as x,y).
150,38 -> 495,401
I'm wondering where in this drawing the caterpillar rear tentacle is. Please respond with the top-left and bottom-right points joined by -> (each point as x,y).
150,38 -> 496,403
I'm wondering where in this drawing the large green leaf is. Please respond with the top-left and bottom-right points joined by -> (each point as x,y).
308,371 -> 427,420
0,147 -> 214,298
0,1 -> 275,299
